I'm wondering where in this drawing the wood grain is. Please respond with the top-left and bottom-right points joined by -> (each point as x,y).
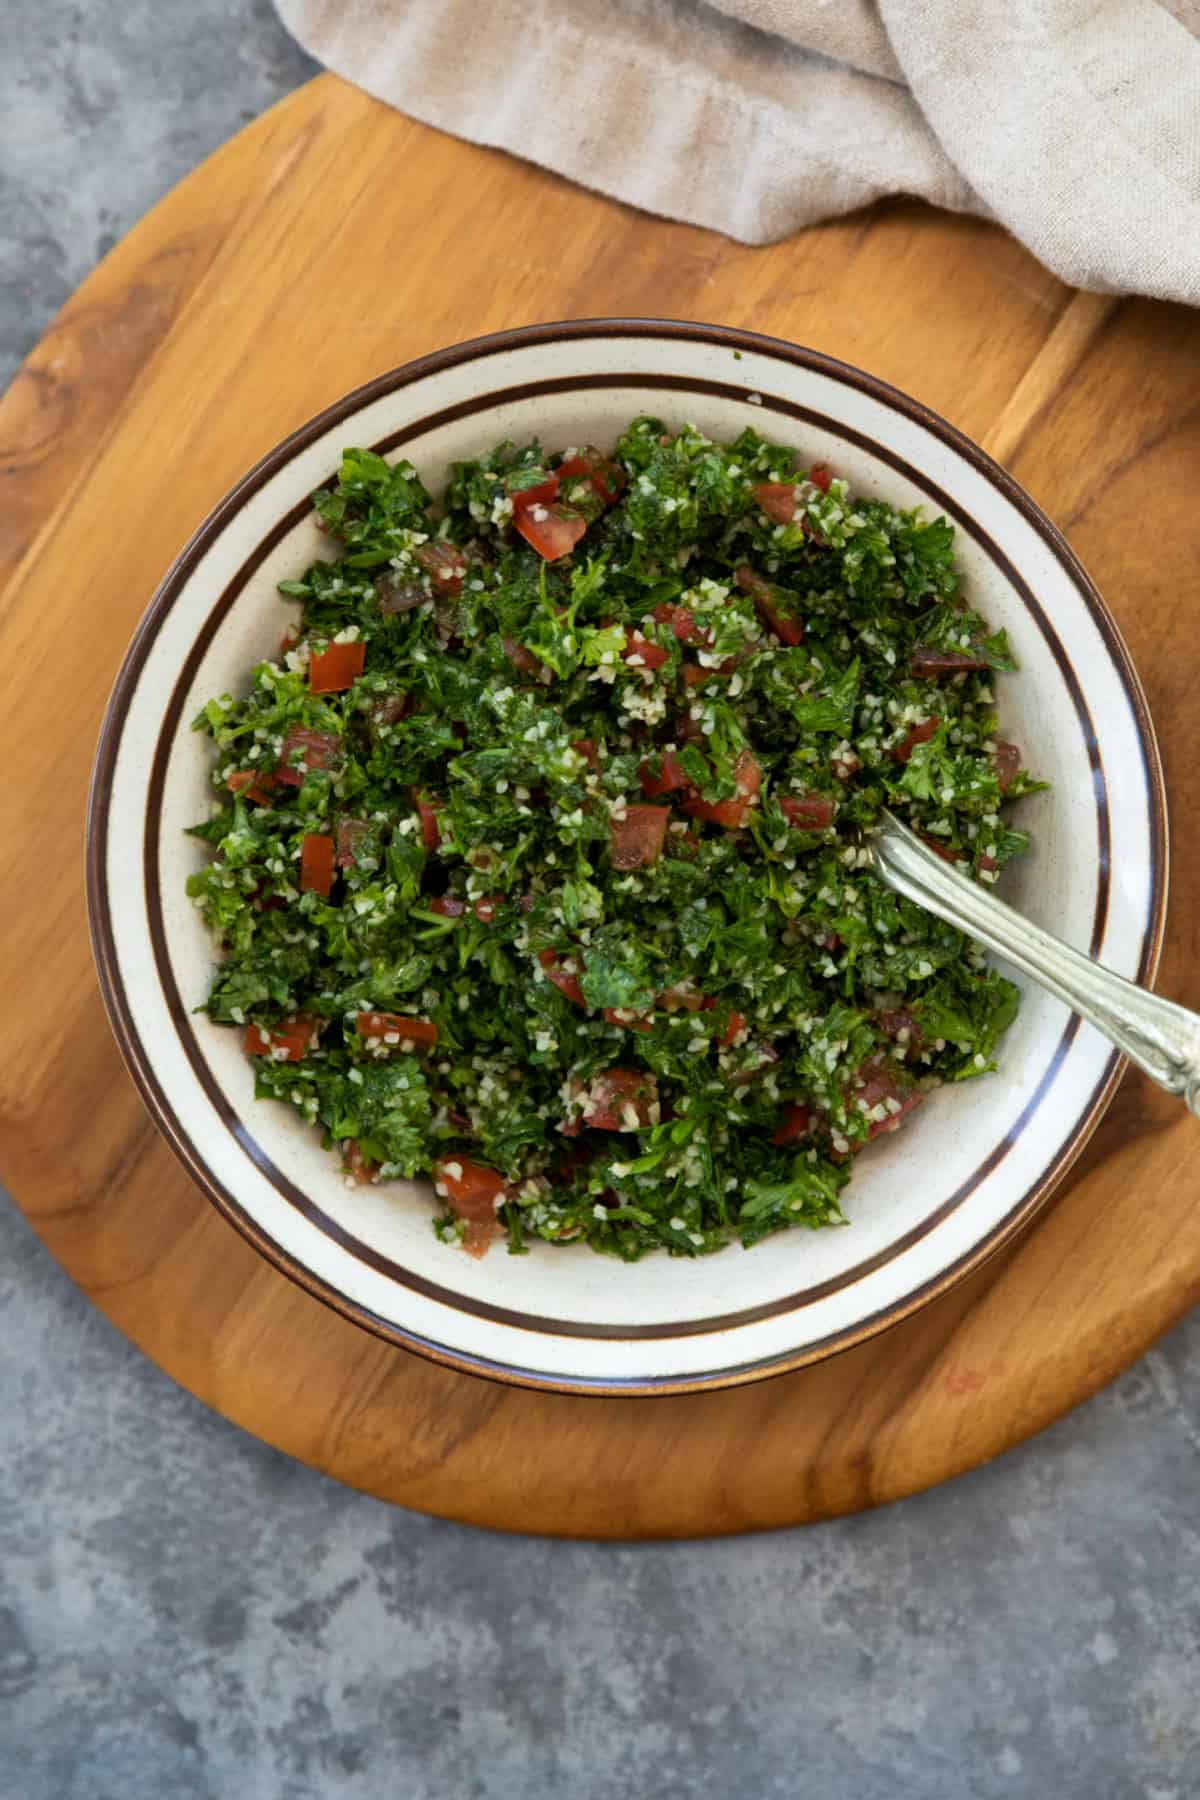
1,74 -> 1198,1537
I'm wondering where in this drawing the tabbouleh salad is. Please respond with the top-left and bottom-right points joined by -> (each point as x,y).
188,418 -> 1041,1259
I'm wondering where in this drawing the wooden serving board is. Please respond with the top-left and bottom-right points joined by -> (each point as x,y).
2,75 -> 1198,1537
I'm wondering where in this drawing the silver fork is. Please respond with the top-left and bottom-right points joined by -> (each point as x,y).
869,811 -> 1200,1117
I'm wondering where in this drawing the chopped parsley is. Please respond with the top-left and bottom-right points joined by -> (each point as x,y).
187,420 -> 1042,1260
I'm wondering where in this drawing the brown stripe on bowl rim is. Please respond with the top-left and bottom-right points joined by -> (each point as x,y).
86,320 -> 1169,1395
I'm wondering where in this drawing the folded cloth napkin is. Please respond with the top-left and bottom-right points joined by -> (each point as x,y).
275,0 -> 1200,304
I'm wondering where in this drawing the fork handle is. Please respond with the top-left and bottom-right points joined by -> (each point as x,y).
870,815 -> 1198,1116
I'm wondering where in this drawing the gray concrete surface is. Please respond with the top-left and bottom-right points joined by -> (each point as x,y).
3,4 -> 1199,1795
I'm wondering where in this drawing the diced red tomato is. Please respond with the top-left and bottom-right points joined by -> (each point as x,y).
879,1008 -> 924,1056
581,1067 -> 659,1130
852,1056 -> 923,1142
994,740 -> 1021,792
414,541 -> 467,596
555,447 -> 625,506
780,793 -> 836,830
299,833 -> 334,897
279,623 -> 300,655
624,632 -> 669,671
910,645 -> 987,677
537,948 -> 586,1008
343,1139 -> 379,1185
718,1010 -> 748,1050
831,748 -> 861,782
369,693 -> 410,738
275,725 -> 340,787
514,502 -> 587,561
603,1007 -> 654,1033
507,471 -> 560,513
610,805 -> 670,870
893,717 -> 940,763
227,769 -> 276,806
309,640 -> 365,693
652,602 -> 704,644
434,1157 -> 507,1257
428,894 -> 466,918
734,565 -> 805,646
414,792 -> 443,850
473,896 -> 505,924
502,637 -> 545,678
334,817 -> 370,869
571,737 -> 600,770
771,1102 -> 813,1146
979,854 -> 999,875
375,574 -> 427,615
683,751 -> 760,830
809,461 -> 832,493
919,834 -> 963,865
356,1012 -> 438,1048
243,1014 -> 317,1061
753,481 -> 800,524
814,928 -> 842,953
638,749 -> 690,799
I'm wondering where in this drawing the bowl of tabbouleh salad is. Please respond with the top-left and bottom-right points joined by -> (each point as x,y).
87,321 -> 1166,1393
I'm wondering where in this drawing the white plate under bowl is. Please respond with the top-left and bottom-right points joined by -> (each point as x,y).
86,321 -> 1167,1394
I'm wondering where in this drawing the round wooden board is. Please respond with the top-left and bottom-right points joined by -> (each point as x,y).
2,75 -> 1198,1538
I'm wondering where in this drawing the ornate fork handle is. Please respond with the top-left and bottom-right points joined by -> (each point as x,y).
870,813 -> 1200,1118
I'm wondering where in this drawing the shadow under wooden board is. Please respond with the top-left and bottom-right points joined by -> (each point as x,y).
1,74 -> 1197,1538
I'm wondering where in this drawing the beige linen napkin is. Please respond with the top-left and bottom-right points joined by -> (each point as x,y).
274,0 -> 1200,304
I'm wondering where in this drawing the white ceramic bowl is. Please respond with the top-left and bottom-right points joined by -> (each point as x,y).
87,321 -> 1167,1394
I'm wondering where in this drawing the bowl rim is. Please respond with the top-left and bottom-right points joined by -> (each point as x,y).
85,317 -> 1169,1396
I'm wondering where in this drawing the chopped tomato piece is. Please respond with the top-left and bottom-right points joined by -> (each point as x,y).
343,1139 -> 379,1185
368,692 -> 410,738
831,748 -> 861,782
334,817 -> 370,869
852,1055 -> 923,1142
427,894 -> 466,917
911,645 -> 988,677
718,1010 -> 748,1049
473,896 -> 505,923
772,1102 -> 813,1146
414,792 -> 444,850
434,1157 -> 507,1257
603,1007 -> 654,1033
501,637 -> 548,680
624,632 -> 669,671
994,740 -> 1021,792
638,749 -> 690,798
581,1067 -> 659,1130
893,717 -> 939,763
275,725 -> 340,787
556,447 -> 625,506
514,502 -> 587,561
571,737 -> 600,770
735,565 -> 805,646
979,853 -> 1000,875
375,574 -> 428,615
414,541 -> 467,596
243,1014 -> 317,1061
507,471 -> 560,512
918,834 -> 963,865
780,793 -> 836,830
809,461 -> 832,493
309,640 -> 365,693
227,769 -> 276,806
356,1012 -> 438,1048
651,602 -> 704,644
610,805 -> 670,870
753,481 -> 800,524
879,1008 -> 924,1056
299,833 -> 334,897
537,948 -> 586,1008
682,750 -> 760,830
279,623 -> 300,655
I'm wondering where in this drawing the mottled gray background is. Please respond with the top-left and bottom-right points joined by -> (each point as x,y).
3,3 -> 1199,1795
